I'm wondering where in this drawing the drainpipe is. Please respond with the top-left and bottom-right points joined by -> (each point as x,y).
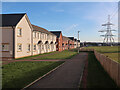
12,26 -> 15,59
31,30 -> 33,56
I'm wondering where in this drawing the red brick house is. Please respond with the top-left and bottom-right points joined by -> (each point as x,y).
62,36 -> 71,50
68,37 -> 75,49
50,31 -> 63,51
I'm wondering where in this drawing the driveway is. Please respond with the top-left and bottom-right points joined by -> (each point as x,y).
27,52 -> 88,88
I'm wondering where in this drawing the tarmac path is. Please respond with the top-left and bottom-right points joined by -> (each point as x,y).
27,52 -> 88,88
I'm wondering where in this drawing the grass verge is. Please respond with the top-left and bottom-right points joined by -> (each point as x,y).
35,50 -> 78,60
16,51 -> 57,60
84,46 -> 120,63
2,61 -> 64,89
80,52 -> 118,88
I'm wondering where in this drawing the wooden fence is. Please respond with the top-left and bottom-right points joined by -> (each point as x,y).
80,48 -> 120,87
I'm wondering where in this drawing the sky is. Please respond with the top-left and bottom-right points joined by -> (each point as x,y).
2,2 -> 118,42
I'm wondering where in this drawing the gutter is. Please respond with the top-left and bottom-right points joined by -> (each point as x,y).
11,26 -> 15,59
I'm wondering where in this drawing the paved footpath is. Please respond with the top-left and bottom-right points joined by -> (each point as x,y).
27,52 -> 88,88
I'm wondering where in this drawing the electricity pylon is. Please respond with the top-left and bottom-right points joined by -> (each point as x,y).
98,15 -> 116,45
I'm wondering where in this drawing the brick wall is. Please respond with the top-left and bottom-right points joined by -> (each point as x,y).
94,51 -> 120,87
80,48 -> 120,87
56,33 -> 63,51
80,49 -> 120,87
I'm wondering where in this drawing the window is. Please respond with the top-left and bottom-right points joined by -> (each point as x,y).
17,28 -> 22,36
44,34 -> 45,39
43,34 -> 44,39
38,33 -> 39,39
35,32 -> 36,38
41,33 -> 42,39
46,34 -> 47,40
34,44 -> 36,51
39,33 -> 41,39
51,35 -> 52,40
28,44 -> 30,52
33,32 -> 36,38
44,34 -> 46,39
2,44 -> 9,51
17,44 -> 22,51
45,34 -> 47,40
41,33 -> 43,39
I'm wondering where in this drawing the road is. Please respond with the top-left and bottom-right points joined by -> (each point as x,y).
27,52 -> 88,88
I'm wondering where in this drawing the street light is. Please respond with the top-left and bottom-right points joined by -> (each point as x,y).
78,31 -> 80,53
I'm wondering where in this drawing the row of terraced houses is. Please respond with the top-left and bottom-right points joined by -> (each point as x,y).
0,13 -> 80,60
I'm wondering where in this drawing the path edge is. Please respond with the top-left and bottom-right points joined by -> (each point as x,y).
78,53 -> 88,88
21,61 -> 65,90
78,62 -> 85,88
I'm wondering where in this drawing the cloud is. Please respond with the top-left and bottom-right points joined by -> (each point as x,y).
54,9 -> 64,12
50,3 -> 65,12
84,2 -> 118,40
63,24 -> 79,38
64,24 -> 79,31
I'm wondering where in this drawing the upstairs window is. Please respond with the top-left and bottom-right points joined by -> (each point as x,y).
17,44 -> 22,52
35,32 -> 36,38
33,44 -> 36,51
38,33 -> 39,39
2,44 -> 9,51
33,32 -> 37,38
39,33 -> 41,39
17,28 -> 22,36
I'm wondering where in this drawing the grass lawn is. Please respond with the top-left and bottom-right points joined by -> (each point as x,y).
84,46 -> 120,63
16,51 -> 57,60
0,61 -> 2,64
33,50 -> 78,60
2,61 -> 64,89
81,52 -> 118,88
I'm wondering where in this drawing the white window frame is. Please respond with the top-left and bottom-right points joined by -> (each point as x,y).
39,32 -> 41,39
38,32 -> 39,39
33,44 -> 36,51
35,32 -> 36,38
17,44 -> 22,52
2,44 -> 9,51
17,27 -> 22,36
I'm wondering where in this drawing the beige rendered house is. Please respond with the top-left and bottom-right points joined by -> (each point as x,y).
0,13 -> 79,60
0,13 -> 33,60
32,24 -> 56,55
0,13 -> 57,60
74,39 -> 77,48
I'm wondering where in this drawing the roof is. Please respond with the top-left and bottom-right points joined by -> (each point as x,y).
32,24 -> 56,36
62,36 -> 71,41
68,37 -> 74,40
50,31 -> 62,38
74,39 -> 77,41
0,13 -> 26,27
